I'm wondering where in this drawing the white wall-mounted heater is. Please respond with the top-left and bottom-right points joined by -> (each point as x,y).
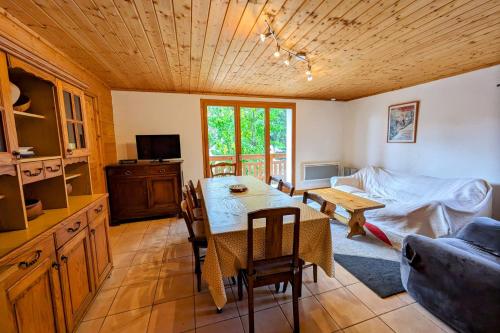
302,161 -> 341,187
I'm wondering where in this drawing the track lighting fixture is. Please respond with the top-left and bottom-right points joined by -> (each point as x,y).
260,20 -> 313,82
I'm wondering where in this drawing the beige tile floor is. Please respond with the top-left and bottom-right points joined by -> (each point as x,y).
77,218 -> 455,333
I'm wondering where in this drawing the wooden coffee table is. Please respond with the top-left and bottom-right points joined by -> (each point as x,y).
311,188 -> 385,238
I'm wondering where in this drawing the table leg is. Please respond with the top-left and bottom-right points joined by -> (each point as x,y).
347,211 -> 366,238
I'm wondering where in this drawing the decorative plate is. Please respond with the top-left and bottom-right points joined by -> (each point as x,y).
229,184 -> 248,192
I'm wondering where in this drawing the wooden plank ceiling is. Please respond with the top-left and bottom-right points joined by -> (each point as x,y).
1,0 -> 499,100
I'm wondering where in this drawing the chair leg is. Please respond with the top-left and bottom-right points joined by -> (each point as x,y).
193,245 -> 202,292
292,274 -> 300,333
248,279 -> 255,333
231,276 -> 236,285
275,283 -> 281,293
237,271 -> 243,301
298,263 -> 303,298
282,281 -> 288,293
313,264 -> 318,283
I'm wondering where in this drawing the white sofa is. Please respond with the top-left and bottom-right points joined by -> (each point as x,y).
330,166 -> 493,248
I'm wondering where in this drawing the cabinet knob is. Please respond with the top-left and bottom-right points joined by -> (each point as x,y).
124,170 -> 132,176
66,148 -> 74,155
12,151 -> 21,159
18,250 -> 42,269
91,229 -> 96,235
52,262 -> 60,270
60,255 -> 68,263
94,205 -> 103,213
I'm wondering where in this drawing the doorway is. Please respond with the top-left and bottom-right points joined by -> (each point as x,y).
201,100 -> 295,183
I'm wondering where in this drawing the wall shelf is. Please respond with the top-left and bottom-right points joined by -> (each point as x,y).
65,173 -> 82,181
14,111 -> 46,119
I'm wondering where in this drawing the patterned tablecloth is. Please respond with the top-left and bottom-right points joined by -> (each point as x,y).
198,176 -> 334,309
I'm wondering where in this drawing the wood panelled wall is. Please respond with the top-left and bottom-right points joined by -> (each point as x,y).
0,8 -> 116,193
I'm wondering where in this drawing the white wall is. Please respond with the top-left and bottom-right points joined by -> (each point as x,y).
111,65 -> 500,218
342,65 -> 500,218
111,92 -> 345,189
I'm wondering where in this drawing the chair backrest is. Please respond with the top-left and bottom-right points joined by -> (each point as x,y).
182,185 -> 197,222
247,207 -> 301,274
268,175 -> 281,186
302,191 -> 336,216
180,200 -> 195,240
279,180 -> 295,197
187,180 -> 200,207
210,162 -> 237,177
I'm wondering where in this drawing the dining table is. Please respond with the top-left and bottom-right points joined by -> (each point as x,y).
198,176 -> 334,309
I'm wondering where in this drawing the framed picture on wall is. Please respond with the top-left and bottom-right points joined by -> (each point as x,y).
387,101 -> 419,143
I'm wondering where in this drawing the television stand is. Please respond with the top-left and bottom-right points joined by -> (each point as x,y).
105,161 -> 183,225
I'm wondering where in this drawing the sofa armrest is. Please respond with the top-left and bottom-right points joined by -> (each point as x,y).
401,234 -> 500,333
456,217 -> 500,256
330,176 -> 360,188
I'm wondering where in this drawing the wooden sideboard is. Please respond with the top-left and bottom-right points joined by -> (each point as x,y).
0,194 -> 112,333
106,161 -> 183,225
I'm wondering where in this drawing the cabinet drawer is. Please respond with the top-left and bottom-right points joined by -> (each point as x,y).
2,236 -> 55,283
20,161 -> 44,184
87,197 -> 108,222
43,158 -> 63,179
149,164 -> 179,175
55,212 -> 88,248
107,167 -> 148,177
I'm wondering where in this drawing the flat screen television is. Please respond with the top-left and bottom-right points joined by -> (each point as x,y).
136,135 -> 181,161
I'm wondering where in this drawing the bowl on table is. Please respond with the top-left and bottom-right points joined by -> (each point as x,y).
229,184 -> 248,193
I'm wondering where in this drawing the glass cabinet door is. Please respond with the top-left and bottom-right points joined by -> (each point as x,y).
59,81 -> 88,157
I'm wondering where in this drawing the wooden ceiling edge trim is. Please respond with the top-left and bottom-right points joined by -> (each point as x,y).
0,34 -> 87,90
344,62 -> 500,102
0,8 -> 109,91
109,88 -> 336,101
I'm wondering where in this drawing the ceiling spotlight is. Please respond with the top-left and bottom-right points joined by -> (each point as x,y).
284,54 -> 292,66
307,74 -> 313,81
259,31 -> 271,43
305,64 -> 312,76
273,46 -> 281,58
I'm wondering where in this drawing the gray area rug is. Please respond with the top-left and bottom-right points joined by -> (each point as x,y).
330,221 -> 405,298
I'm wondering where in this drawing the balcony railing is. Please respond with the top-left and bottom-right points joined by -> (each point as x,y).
209,153 -> 286,182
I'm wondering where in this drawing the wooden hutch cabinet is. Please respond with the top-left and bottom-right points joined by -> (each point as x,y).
0,47 -> 112,333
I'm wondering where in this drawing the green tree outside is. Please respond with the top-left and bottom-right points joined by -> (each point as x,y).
207,106 -> 288,157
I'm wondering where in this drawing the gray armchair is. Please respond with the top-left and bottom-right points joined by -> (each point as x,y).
401,217 -> 500,333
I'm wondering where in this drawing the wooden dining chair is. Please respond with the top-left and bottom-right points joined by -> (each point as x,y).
184,185 -> 203,221
210,162 -> 237,177
188,179 -> 200,208
237,207 -> 302,333
180,199 -> 207,292
300,191 -> 329,283
281,191 -> 334,293
268,175 -> 282,186
279,180 -> 295,197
